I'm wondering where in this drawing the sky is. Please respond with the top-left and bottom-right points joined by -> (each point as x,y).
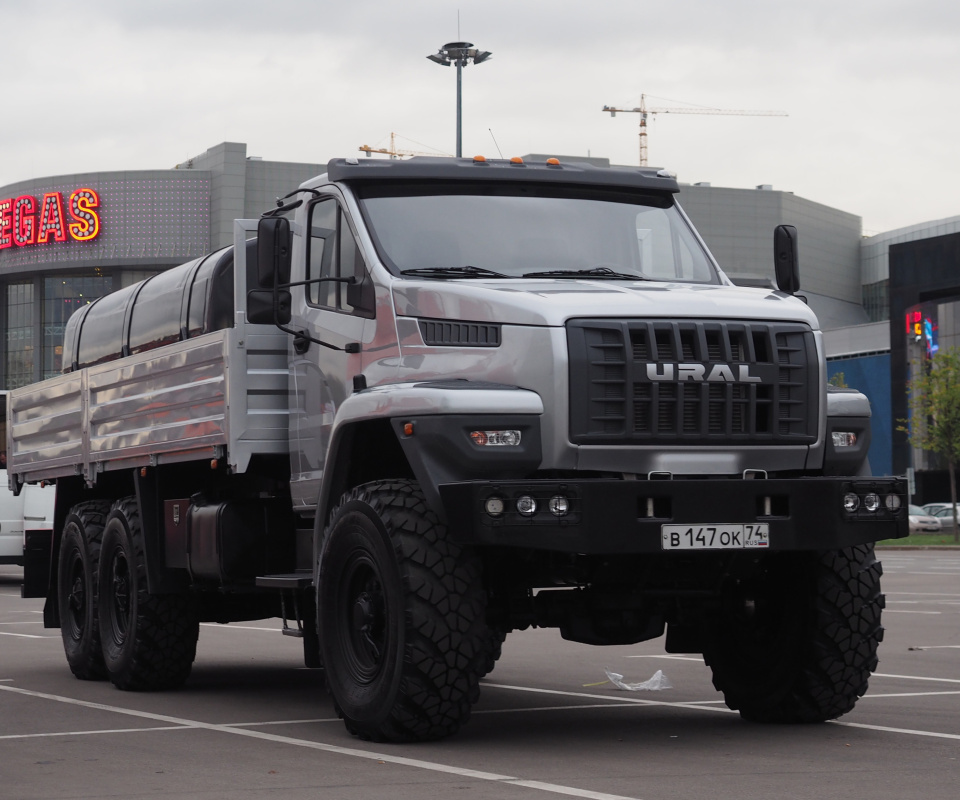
2,0 -> 959,235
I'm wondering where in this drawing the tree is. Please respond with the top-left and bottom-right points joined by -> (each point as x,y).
899,348 -> 960,542
828,372 -> 848,388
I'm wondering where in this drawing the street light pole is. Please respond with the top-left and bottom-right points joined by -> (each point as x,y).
427,41 -> 492,158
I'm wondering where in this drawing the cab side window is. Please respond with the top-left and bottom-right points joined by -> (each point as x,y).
307,199 -> 367,314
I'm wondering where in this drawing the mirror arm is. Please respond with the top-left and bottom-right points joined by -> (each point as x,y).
270,281 -> 358,353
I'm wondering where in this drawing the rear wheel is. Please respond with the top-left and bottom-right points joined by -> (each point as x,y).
98,497 -> 199,690
57,501 -> 110,680
318,480 -> 493,742
703,544 -> 884,722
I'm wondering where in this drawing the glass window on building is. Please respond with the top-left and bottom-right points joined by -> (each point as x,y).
862,279 -> 889,323
6,282 -> 35,389
43,274 -> 115,379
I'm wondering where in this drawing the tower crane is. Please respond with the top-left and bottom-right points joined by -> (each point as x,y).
602,94 -> 787,167
358,132 -> 452,159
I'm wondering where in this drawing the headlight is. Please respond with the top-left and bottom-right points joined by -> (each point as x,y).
843,493 -> 861,512
470,430 -> 522,447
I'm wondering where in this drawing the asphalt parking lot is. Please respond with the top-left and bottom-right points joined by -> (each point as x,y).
2,550 -> 958,800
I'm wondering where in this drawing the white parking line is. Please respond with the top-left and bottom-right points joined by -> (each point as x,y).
0,684 -> 643,800
905,572 -> 960,576
200,623 -> 280,632
860,691 -> 960,699
874,673 -> 960,684
0,725 -> 190,741
835,721 -> 960,741
0,631 -> 51,639
883,610 -> 942,615
625,655 -> 701,661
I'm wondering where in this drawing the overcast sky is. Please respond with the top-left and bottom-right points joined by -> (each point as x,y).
2,0 -> 958,235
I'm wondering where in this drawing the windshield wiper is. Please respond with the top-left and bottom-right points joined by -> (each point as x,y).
400,266 -> 512,279
522,266 -> 650,280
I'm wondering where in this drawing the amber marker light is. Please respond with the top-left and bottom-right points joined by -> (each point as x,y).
510,156 -> 524,164
546,158 -> 560,166
403,422 -> 415,436
473,155 -> 487,162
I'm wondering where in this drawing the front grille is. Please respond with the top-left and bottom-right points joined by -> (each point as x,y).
567,319 -> 818,445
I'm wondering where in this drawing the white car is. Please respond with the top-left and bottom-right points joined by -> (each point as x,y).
908,505 -> 942,535
0,469 -> 55,565
930,505 -> 960,527
921,502 -> 955,516
1,390 -> 57,565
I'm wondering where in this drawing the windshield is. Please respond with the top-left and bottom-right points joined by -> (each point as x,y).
355,183 -> 720,283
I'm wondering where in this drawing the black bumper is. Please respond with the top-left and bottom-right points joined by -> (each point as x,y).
440,476 -> 908,553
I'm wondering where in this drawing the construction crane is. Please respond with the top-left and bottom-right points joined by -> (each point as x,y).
358,132 -> 451,159
602,94 -> 787,167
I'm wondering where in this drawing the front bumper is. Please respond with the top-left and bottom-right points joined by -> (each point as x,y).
440,476 -> 908,553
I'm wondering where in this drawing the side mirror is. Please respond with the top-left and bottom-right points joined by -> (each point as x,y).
257,217 -> 292,289
774,224 -> 800,294
246,289 -> 292,325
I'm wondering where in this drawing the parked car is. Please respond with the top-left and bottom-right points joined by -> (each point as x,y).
930,505 -> 960,526
921,502 -> 955,515
908,505 -> 942,534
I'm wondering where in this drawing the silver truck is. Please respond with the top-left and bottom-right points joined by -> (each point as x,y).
8,156 -> 907,742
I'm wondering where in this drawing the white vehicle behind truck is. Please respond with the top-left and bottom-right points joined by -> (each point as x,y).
8,156 -> 907,742
0,392 -> 54,566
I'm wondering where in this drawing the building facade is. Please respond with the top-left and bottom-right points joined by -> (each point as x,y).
0,143 -> 325,387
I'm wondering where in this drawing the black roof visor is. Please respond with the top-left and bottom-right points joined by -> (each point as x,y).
326,156 -> 680,194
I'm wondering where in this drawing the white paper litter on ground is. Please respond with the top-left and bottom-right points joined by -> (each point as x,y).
604,668 -> 673,691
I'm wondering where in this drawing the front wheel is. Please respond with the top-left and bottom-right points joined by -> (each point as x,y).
98,497 -> 199,691
317,480 -> 493,742
703,544 -> 884,722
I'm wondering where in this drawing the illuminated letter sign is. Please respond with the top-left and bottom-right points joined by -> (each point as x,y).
0,198 -> 11,249
37,192 -> 67,243
69,189 -> 100,241
14,196 -> 36,246
0,188 -> 101,250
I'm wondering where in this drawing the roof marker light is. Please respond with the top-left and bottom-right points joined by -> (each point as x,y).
546,158 -> 560,166
473,155 -> 487,163
510,156 -> 524,164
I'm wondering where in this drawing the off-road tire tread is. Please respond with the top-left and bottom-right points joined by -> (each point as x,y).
100,497 -> 199,691
706,543 -> 884,722
322,480 -> 494,742
59,501 -> 111,680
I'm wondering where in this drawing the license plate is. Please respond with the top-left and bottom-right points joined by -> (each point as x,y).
661,523 -> 769,550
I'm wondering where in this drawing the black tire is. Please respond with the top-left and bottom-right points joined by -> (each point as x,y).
479,628 -> 508,678
57,501 -> 111,680
98,497 -> 199,691
317,480 -> 492,742
703,544 -> 884,722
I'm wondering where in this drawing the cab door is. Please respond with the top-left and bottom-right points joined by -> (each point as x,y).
288,195 -> 374,511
